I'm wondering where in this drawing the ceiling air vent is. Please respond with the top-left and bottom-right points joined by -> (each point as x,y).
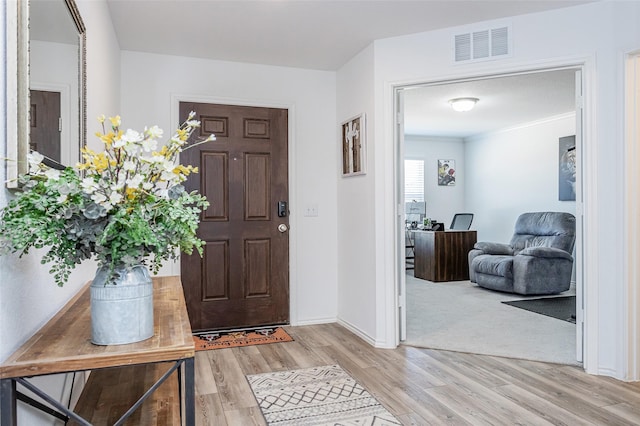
491,27 -> 509,56
473,30 -> 490,59
455,33 -> 471,61
454,25 -> 510,63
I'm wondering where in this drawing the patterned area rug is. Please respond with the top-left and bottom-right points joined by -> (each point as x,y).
193,327 -> 293,351
247,364 -> 402,425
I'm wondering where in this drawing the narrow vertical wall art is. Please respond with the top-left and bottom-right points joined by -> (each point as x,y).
341,113 -> 366,177
559,135 -> 576,201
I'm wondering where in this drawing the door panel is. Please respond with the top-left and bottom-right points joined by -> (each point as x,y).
202,152 -> 228,220
180,102 -> 289,331
30,90 -> 61,162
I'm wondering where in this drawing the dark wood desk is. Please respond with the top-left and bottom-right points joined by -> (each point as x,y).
414,230 -> 477,282
0,276 -> 195,426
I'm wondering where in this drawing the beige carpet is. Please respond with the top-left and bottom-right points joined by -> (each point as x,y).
404,273 -> 580,365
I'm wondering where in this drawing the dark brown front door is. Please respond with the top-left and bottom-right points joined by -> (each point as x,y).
180,102 -> 289,331
30,90 -> 61,162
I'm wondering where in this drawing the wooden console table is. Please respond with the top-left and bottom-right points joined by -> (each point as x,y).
414,230 -> 477,282
0,276 -> 195,426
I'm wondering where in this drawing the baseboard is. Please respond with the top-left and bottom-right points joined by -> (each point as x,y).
336,318 -> 377,347
597,367 -> 622,380
293,316 -> 337,326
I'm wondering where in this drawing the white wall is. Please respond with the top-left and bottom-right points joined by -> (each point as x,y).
0,0 -> 120,423
119,50 -> 339,325
404,135 -> 465,226
335,45 -> 378,343
466,114 -> 577,243
366,1 -> 640,377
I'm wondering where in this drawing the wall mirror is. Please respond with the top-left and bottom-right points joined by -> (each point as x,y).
6,0 -> 86,188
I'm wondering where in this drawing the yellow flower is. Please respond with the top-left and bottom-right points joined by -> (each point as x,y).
81,146 -> 96,156
97,114 -> 106,124
153,145 -> 169,157
109,115 -> 121,128
176,128 -> 188,141
172,165 -> 189,175
125,187 -> 137,201
99,131 -> 116,147
92,153 -> 109,171
172,164 -> 199,177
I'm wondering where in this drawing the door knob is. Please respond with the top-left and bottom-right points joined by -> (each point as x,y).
278,224 -> 288,233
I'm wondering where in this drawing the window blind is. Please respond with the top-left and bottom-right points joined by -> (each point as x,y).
404,159 -> 424,202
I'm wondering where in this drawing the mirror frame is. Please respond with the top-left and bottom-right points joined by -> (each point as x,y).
6,0 -> 86,188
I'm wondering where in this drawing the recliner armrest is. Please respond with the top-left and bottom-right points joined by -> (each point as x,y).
473,242 -> 514,255
518,246 -> 573,260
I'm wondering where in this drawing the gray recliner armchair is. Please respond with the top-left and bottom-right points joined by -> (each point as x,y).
468,212 -> 576,295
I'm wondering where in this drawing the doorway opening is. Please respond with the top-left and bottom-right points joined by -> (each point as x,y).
395,66 -> 585,365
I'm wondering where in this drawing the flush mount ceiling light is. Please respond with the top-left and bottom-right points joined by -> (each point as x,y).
449,97 -> 479,112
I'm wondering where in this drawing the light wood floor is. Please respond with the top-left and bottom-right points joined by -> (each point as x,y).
196,323 -> 640,425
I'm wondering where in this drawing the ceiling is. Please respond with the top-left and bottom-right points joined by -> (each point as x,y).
106,0 -> 593,71
403,69 -> 577,138
102,1 -> 585,136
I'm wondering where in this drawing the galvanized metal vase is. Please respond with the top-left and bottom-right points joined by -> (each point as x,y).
90,264 -> 154,345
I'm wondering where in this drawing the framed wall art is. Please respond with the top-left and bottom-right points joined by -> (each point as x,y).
341,113 -> 366,177
559,135 -> 576,201
437,159 -> 455,186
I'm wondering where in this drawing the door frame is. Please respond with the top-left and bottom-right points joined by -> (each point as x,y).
392,61 -> 591,367
170,94 -> 299,325
624,49 -> 640,380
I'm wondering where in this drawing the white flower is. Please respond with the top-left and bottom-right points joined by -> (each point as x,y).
81,177 -> 98,193
91,192 -> 107,204
145,125 -> 163,139
155,188 -> 169,198
112,136 -> 126,148
123,160 -> 136,172
142,181 -> 154,190
170,135 -> 186,146
160,170 -> 175,182
57,194 -> 68,203
44,169 -> 61,180
161,159 -> 175,172
111,179 -> 125,191
108,192 -> 123,205
186,120 -> 200,127
123,143 -> 140,156
127,174 -> 144,188
141,138 -> 158,152
122,129 -> 143,143
27,152 -> 44,165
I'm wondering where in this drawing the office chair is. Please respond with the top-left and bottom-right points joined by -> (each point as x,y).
450,213 -> 474,230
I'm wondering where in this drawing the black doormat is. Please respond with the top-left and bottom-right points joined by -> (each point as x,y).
502,295 -> 576,323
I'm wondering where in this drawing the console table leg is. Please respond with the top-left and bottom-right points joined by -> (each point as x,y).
1,379 -> 17,426
184,357 -> 195,426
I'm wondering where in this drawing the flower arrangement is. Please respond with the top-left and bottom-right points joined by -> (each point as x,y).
0,113 -> 213,286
